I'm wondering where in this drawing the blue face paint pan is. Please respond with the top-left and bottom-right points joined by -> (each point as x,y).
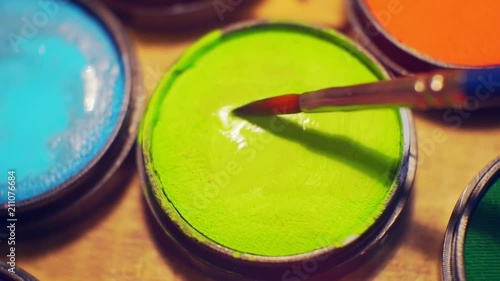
0,0 -> 143,230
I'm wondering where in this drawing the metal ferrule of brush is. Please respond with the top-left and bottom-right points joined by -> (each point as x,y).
299,71 -> 468,113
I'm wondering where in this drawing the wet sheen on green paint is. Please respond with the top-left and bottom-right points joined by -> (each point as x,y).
140,24 -> 404,257
465,176 -> 500,280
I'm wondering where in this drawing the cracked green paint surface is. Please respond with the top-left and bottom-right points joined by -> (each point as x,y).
140,23 -> 404,257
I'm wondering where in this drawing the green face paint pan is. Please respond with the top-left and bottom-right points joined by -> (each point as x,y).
443,157 -> 500,281
138,21 -> 417,280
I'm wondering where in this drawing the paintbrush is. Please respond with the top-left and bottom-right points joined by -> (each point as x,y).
233,68 -> 500,115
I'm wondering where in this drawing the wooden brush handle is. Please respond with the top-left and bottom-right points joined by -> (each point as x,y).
299,68 -> 500,113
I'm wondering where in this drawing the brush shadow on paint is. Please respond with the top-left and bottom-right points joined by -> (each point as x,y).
142,149 -> 410,281
243,115 -> 398,185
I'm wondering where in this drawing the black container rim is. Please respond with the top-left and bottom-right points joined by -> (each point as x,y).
346,0 -> 498,75
2,0 -> 144,219
103,0 -> 213,16
101,0 -> 219,29
137,20 -> 417,280
442,157 -> 500,281
0,262 -> 39,281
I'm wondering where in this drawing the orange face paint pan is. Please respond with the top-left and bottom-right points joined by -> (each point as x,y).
348,0 -> 500,75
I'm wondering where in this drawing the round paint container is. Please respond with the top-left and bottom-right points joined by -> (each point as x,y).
0,262 -> 38,281
101,0 -> 237,29
138,21 -> 417,280
0,0 -> 143,230
443,157 -> 500,281
348,0 -> 500,75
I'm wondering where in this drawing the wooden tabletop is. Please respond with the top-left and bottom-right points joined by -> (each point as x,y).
13,1 -> 500,280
